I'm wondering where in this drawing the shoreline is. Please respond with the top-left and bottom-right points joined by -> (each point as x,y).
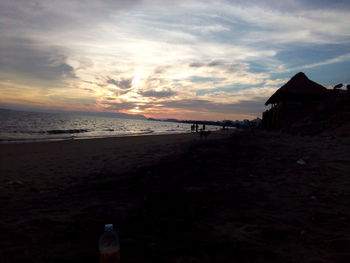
0,130 -> 233,192
0,130 -> 189,144
0,127 -> 228,144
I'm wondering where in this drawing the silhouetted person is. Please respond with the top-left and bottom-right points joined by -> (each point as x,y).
202,124 -> 206,130
195,123 -> 198,133
190,124 -> 194,133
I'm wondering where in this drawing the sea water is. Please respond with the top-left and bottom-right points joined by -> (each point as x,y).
0,108 -> 219,143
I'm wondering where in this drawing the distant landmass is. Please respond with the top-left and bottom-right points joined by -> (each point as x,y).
147,117 -> 262,127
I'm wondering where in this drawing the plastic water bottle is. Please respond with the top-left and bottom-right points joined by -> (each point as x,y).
99,224 -> 120,263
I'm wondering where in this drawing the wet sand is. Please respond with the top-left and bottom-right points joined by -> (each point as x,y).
0,130 -> 349,263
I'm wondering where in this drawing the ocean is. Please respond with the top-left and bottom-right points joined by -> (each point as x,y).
0,109 -> 219,143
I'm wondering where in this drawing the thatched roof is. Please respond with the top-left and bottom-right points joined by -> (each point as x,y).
265,72 -> 327,105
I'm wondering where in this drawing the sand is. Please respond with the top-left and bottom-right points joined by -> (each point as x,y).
0,130 -> 349,263
0,133 -> 206,192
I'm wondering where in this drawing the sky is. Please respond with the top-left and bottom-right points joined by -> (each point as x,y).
0,0 -> 350,120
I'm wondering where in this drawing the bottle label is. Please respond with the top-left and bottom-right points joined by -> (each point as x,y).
100,249 -> 120,263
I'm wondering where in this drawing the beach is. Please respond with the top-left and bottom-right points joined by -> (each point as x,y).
1,130 -> 350,263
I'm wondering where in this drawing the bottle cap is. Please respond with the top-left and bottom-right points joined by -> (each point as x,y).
104,224 -> 113,231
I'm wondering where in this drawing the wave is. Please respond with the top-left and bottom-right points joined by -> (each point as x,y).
0,136 -> 76,143
141,130 -> 154,134
43,129 -> 91,134
0,129 -> 189,143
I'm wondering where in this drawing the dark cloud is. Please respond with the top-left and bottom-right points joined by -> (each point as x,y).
154,66 -> 172,74
139,89 -> 177,98
110,88 -> 131,96
80,87 -> 95,93
189,60 -> 247,73
226,63 -> 248,73
100,97 -> 264,116
189,62 -> 205,67
76,57 -> 94,71
189,61 -> 224,68
159,98 -> 266,115
0,0 -> 144,48
0,0 -> 142,20
223,0 -> 350,11
56,64 -> 76,78
101,96 -> 266,117
107,77 -> 132,89
0,0 -> 45,21
208,60 -> 224,67
0,37 -> 76,81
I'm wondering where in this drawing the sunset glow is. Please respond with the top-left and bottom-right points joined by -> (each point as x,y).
1,0 -> 350,120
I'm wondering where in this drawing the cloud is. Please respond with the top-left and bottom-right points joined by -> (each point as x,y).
154,66 -> 172,74
223,4 -> 350,45
189,60 -> 248,72
1,0 -> 350,120
189,62 -> 205,68
0,37 -> 76,81
264,78 -> 289,86
151,98 -> 266,116
0,79 -> 96,111
98,96 -> 266,119
0,0 -> 142,22
73,57 -> 94,71
283,53 -> 350,72
139,88 -> 177,98
107,77 -> 133,89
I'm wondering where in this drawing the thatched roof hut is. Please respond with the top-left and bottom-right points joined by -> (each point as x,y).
265,72 -> 327,105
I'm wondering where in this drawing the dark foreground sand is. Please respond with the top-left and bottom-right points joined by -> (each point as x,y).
0,130 -> 349,263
